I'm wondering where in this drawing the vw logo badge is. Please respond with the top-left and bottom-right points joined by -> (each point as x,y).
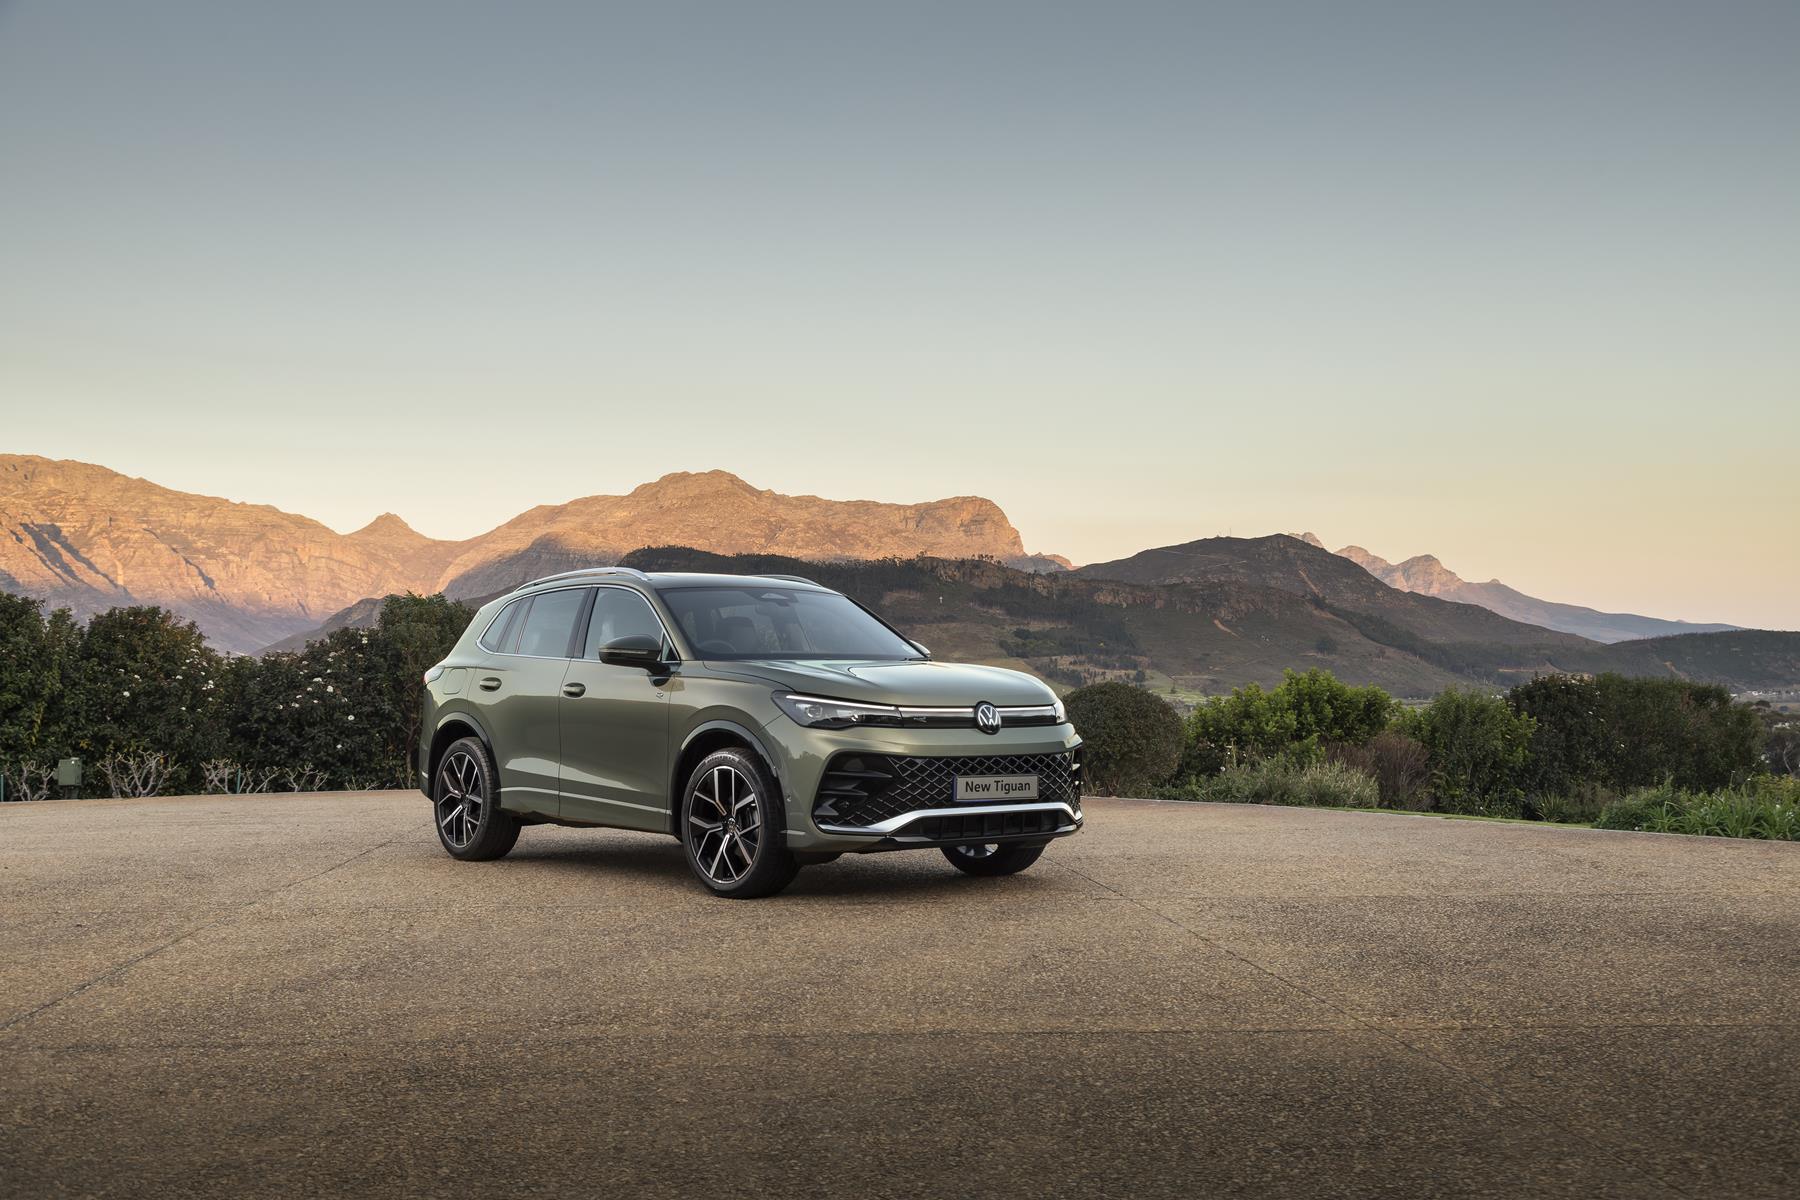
974,702 -> 1001,734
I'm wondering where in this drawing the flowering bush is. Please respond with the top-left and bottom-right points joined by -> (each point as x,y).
0,592 -> 470,798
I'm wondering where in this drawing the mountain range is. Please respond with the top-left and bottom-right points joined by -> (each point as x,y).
1293,534 -> 1739,643
0,455 -> 1057,652
4,453 -> 1791,695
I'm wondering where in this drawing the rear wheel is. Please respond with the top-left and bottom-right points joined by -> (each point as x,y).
681,748 -> 799,898
942,841 -> 1045,877
433,737 -> 520,861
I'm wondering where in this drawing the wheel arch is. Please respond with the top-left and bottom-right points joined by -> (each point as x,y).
668,720 -> 785,837
427,712 -> 497,792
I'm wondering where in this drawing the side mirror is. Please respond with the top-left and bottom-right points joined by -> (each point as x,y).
598,634 -> 663,670
910,640 -> 932,659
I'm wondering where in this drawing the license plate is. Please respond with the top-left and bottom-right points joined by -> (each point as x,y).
954,774 -> 1039,802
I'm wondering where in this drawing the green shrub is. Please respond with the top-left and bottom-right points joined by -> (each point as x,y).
1595,776 -> 1799,840
1065,682 -> 1184,797
1159,758 -> 1378,809
1183,669 -> 1397,776
1412,688 -> 1534,814
1510,673 -> 1763,794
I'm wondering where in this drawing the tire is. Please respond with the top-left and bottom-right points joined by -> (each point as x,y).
432,736 -> 521,861
680,748 -> 799,899
942,840 -> 1046,877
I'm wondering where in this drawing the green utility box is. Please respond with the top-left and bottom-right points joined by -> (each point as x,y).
57,756 -> 82,799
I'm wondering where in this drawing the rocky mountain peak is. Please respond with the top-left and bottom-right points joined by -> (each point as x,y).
1335,544 -> 1392,572
1388,554 -> 1466,595
628,470 -> 766,503
353,512 -> 416,536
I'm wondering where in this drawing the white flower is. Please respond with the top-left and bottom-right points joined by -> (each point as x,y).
121,690 -> 131,697
346,713 -> 356,721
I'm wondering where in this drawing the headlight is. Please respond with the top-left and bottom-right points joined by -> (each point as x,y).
774,692 -> 904,729
1051,695 -> 1067,723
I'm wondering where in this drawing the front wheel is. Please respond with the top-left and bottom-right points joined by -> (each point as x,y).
680,749 -> 799,899
942,841 -> 1046,877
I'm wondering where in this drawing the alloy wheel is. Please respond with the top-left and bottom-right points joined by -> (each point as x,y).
689,764 -> 762,885
950,842 -> 1001,860
436,750 -> 485,850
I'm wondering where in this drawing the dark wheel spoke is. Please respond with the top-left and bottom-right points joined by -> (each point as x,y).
437,751 -> 489,850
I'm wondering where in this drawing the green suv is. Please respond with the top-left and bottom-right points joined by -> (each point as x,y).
418,568 -> 1084,897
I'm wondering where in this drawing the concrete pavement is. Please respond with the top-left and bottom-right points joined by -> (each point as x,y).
2,793 -> 1796,1198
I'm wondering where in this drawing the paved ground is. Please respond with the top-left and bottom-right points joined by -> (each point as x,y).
2,794 -> 1796,1199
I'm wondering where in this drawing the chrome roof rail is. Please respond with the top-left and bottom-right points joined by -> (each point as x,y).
512,565 -> 651,593
762,574 -> 821,587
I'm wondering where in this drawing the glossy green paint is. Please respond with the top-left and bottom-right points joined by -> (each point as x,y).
418,570 -> 1082,854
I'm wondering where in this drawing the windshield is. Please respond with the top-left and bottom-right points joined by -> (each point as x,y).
660,587 -> 919,661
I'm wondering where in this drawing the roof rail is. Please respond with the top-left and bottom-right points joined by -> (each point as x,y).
762,573 -> 821,587
512,565 -> 651,592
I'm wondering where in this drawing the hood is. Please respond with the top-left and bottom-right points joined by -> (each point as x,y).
722,658 -> 1056,708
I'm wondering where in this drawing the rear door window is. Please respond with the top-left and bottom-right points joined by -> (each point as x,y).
513,588 -> 588,658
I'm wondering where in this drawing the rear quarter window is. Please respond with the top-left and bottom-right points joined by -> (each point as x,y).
478,599 -> 525,653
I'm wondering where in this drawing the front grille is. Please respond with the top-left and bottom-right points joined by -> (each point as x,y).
813,751 -> 1081,830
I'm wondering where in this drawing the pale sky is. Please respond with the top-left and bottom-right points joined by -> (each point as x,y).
1,1 -> 1795,628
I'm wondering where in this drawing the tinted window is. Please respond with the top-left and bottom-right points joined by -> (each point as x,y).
661,587 -> 917,661
514,588 -> 587,658
583,587 -> 668,658
478,599 -> 525,653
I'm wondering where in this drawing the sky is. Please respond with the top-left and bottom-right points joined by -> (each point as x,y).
1,1 -> 1795,628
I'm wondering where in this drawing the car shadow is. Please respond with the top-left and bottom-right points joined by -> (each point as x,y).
497,833 -> 1058,899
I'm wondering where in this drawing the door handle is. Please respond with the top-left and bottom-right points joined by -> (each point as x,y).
478,677 -> 501,691
562,682 -> 586,698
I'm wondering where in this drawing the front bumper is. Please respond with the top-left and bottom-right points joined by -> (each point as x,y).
771,721 -> 1084,853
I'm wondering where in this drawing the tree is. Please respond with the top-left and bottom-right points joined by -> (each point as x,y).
1413,688 -> 1534,814
372,593 -> 475,774
1065,683 -> 1184,797
0,594 -> 77,769
211,594 -> 475,789
62,607 -> 224,793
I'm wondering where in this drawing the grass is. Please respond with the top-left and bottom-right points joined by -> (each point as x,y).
1155,759 -> 1798,841
1155,759 -> 1378,809
1594,777 -> 1799,841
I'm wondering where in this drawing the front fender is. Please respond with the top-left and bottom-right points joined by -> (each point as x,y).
672,717 -> 790,807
